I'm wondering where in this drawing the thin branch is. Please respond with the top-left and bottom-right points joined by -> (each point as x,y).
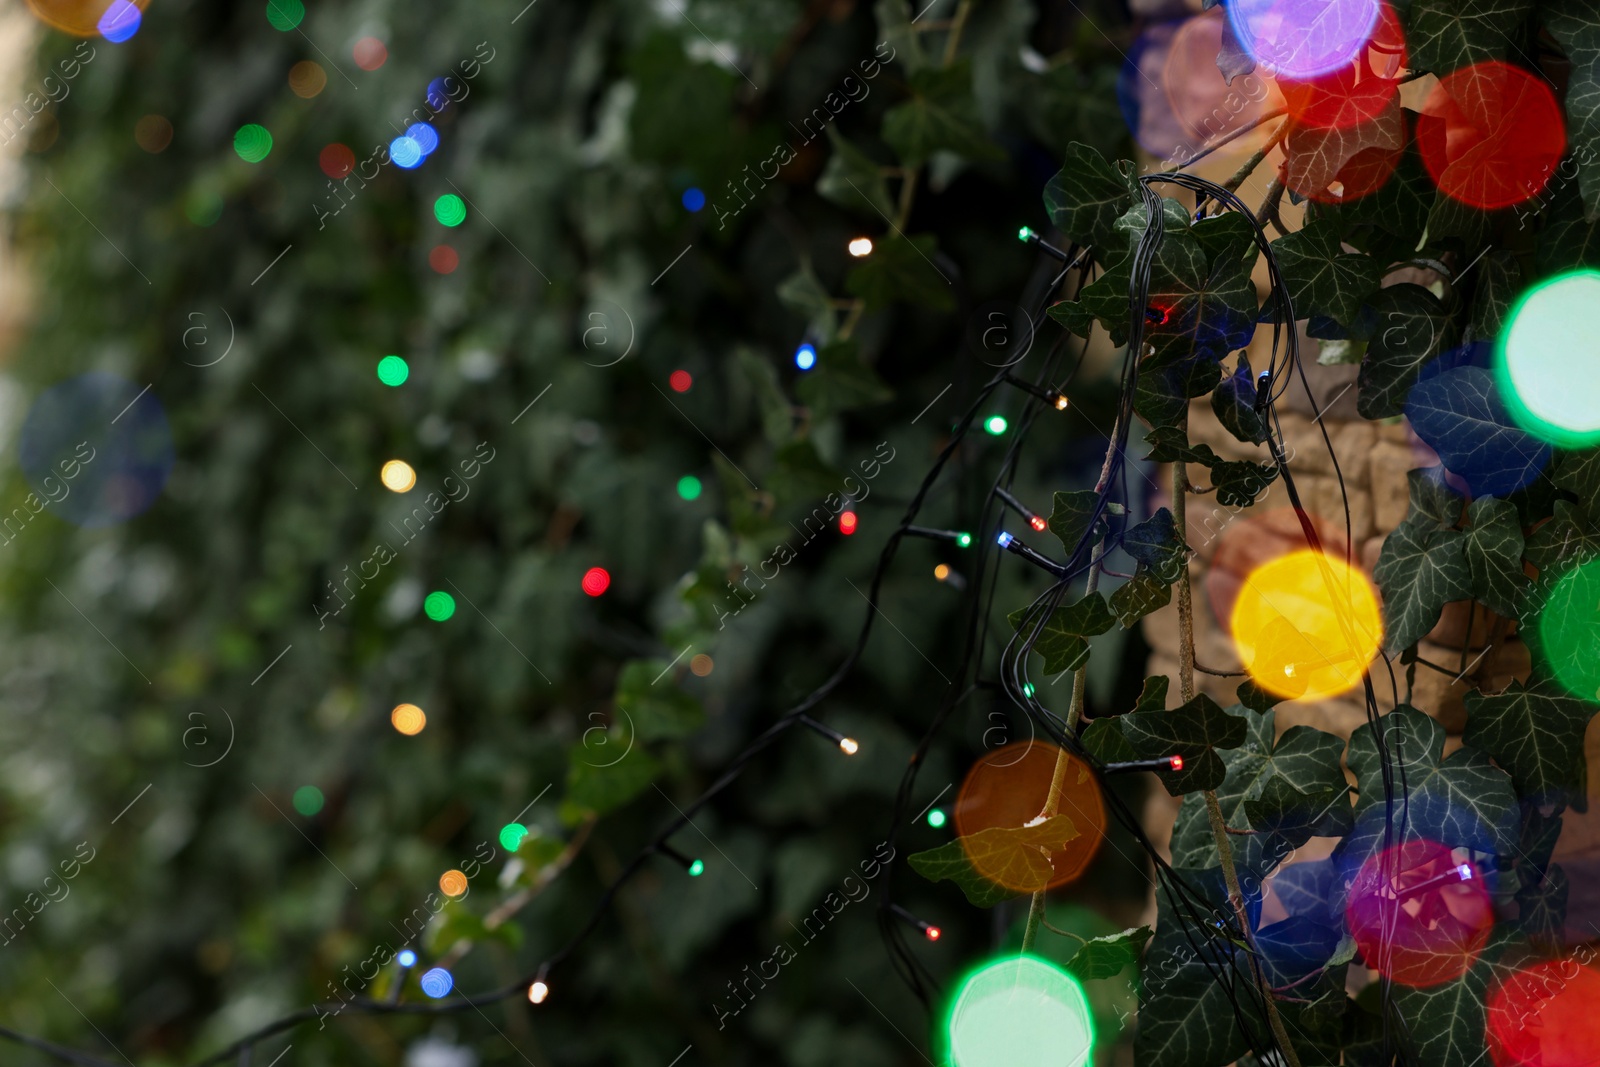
1041,918 -> 1088,944
1222,117 -> 1293,195
1164,107 -> 1288,175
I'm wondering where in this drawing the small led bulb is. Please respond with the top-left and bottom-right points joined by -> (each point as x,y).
839,737 -> 860,755
925,925 -> 942,942
528,980 -> 550,1004
1053,393 -> 1070,411
1029,515 -> 1048,532
1168,754 -> 1185,771
848,237 -> 873,257
997,531 -> 1014,549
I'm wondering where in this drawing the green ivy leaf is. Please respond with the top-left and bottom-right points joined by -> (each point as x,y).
1236,678 -> 1281,713
817,128 -> 894,220
906,815 -> 1079,905
1464,679 -> 1598,809
1144,426 -> 1222,467
775,262 -> 837,346
615,660 -> 706,741
844,234 -> 955,311
1135,354 -> 1223,428
1543,1 -> 1600,222
1460,496 -> 1528,618
1064,926 -> 1153,980
1271,217 -> 1383,327
769,438 -> 842,502
1048,489 -> 1102,558
1406,0 -> 1534,73
1008,595 -> 1117,674
1121,694 -> 1248,795
794,340 -> 894,421
1406,465 -> 1466,528
1554,447 -> 1600,517
1122,507 -> 1186,575
1081,715 -> 1137,763
1524,499 -> 1600,581
1243,777 -> 1355,847
560,742 -> 661,824
1470,251 -> 1524,340
1535,177 -> 1600,274
1043,142 -> 1135,250
1357,283 -> 1452,419
1372,522 -> 1471,652
1135,931 -> 1262,1067
1390,929 -> 1519,1067
1110,566 -> 1173,628
882,62 -> 1003,167
1517,864 -> 1569,952
1132,675 -> 1169,713
1211,459 -> 1279,509
734,346 -> 795,446
1211,353 -> 1268,445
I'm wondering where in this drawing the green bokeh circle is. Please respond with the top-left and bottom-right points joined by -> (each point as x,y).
1496,269 -> 1600,449
1538,558 -> 1600,701
944,955 -> 1094,1067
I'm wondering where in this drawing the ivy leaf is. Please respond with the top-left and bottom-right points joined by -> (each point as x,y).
1273,858 -> 1344,928
1135,929 -> 1262,1067
1517,865 -> 1569,951
1543,0 -> 1600,222
776,262 -> 837,347
816,128 -> 894,220
1048,489 -> 1102,559
560,741 -> 661,824
1191,211 -> 1259,274
1122,507 -> 1186,574
1535,177 -> 1600,274
615,660 -> 706,741
845,234 -> 954,311
1144,426 -> 1221,467
1064,926 -> 1153,980
1524,499 -> 1600,578
1356,283 -> 1452,419
881,62 -> 1003,166
1243,776 -> 1355,847
1081,715 -> 1137,763
734,346 -> 795,446
1464,679 -> 1598,809
1211,459 -> 1279,508
1110,566 -> 1173,628
1371,518 -> 1471,652
1146,248 -> 1260,363
1406,0 -> 1534,74
1121,694 -> 1248,795
1236,678 -> 1281,712
1283,93 -> 1404,197
1553,447 -> 1600,517
1254,914 -> 1345,986
1405,364 -> 1551,498
1211,354 -> 1268,445
794,340 -> 894,421
1135,353 -> 1223,428
1043,142 -> 1135,250
1270,216 -> 1383,327
770,438 -> 842,502
1133,675 -> 1169,713
1460,496 -> 1529,618
1390,929 -> 1518,1067
906,815 -> 1079,904
1405,465 -> 1465,528
1470,250 -> 1524,340
1008,595 -> 1117,674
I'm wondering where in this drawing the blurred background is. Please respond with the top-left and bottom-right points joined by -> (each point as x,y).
0,0 -> 1184,1064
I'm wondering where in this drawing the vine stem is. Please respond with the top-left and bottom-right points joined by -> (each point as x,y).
1019,404 -> 1122,954
1178,454 -> 1304,1067
1221,116 -> 1293,195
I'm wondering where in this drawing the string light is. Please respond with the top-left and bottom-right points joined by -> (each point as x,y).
529,980 -> 550,1004
1023,683 -> 1035,698
1017,225 -> 1072,262
795,343 -> 817,370
682,188 -> 706,212
890,903 -> 942,942
689,653 -> 714,676
984,415 -> 1009,436
1003,373 -> 1070,413
381,460 -> 417,493
689,859 -> 705,876
439,870 -> 468,897
839,511 -> 859,535
994,531 -> 1067,577
905,525 -> 973,546
927,808 -> 947,828
797,714 -> 859,755
659,843 -> 706,877
396,949 -> 417,968
995,488 -> 1049,534
848,237 -> 874,257
1101,755 -> 1186,775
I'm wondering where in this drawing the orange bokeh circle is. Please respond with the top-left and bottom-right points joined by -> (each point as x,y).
439,869 -> 468,897
953,740 -> 1105,892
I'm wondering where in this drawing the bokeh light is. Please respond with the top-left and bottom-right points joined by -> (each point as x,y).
288,61 -> 327,98
668,370 -> 692,393
1538,559 -> 1600,702
419,968 -> 453,998
1229,548 -> 1382,701
954,740 -> 1105,892
427,78 -> 452,111
406,123 -> 439,158
688,859 -> 705,876
134,115 -> 172,153
1488,958 -> 1600,1067
689,654 -> 713,676
1417,61 -> 1565,211
1346,840 -> 1491,988
429,246 -> 459,274
438,870 -> 468,897
676,475 -> 702,501
794,343 -> 817,370
185,188 -> 223,227
1277,1 -> 1405,131
390,703 -> 426,735
390,136 -> 423,170
353,36 -> 388,71
499,823 -> 528,851
396,949 -> 417,968
19,372 -> 173,528
839,510 -> 858,535
434,194 -> 467,227
292,786 -> 324,816
22,0 -> 150,37
927,808 -> 947,828
97,0 -> 140,42
380,460 -> 417,493
682,187 -> 706,212
582,567 -> 611,597
376,355 -> 409,386
1227,0 -> 1381,80
984,415 -> 1008,435
319,143 -> 355,179
233,124 -> 273,163
423,591 -> 455,621
1498,270 -> 1600,448
848,237 -> 874,257
945,956 -> 1094,1067
265,0 -> 303,31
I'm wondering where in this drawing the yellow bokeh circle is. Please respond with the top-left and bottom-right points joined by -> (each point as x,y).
390,703 -> 426,735
1229,549 -> 1382,701
439,869 -> 468,897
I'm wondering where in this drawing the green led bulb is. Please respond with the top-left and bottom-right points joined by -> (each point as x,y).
956,532 -> 973,548
1018,226 -> 1033,241
688,859 -> 705,877
984,415 -> 1008,436
927,808 -> 947,829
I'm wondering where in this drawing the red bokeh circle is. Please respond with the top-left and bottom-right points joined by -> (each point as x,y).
1488,959 -> 1600,1067
668,369 -> 693,393
1416,61 -> 1566,210
429,246 -> 459,274
1346,839 -> 1493,988
353,37 -> 388,71
319,143 -> 355,179
1278,2 -> 1406,131
581,567 -> 611,597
